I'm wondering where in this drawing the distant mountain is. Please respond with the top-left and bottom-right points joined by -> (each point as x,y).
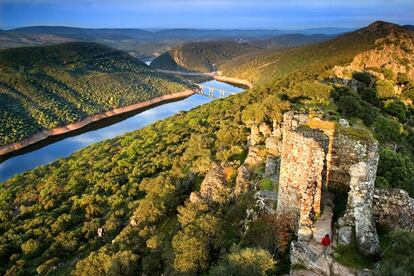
0,42 -> 189,146
250,33 -> 335,48
0,26 -> 353,59
297,27 -> 354,35
404,25 -> 414,31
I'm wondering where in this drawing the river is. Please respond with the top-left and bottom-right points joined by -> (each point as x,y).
0,80 -> 243,182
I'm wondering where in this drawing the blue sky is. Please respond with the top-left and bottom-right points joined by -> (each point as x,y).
1,0 -> 413,30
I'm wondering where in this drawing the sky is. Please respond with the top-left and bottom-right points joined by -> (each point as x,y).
0,0 -> 413,30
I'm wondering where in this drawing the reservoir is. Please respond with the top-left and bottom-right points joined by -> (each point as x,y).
0,80 -> 243,182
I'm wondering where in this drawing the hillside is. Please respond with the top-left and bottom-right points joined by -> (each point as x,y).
220,21 -> 414,85
150,35 -> 334,73
151,41 -> 259,72
0,42 -> 189,146
1,21 -> 414,276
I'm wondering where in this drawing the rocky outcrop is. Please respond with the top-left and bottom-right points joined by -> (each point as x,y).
248,125 -> 261,146
373,188 -> 414,231
244,146 -> 265,167
189,163 -> 231,205
234,165 -> 253,196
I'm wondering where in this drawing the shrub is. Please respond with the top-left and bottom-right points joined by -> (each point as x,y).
375,229 -> 414,276
352,71 -> 372,85
376,80 -> 395,99
383,100 -> 407,121
377,147 -> 414,196
209,247 -> 276,276
372,116 -> 402,143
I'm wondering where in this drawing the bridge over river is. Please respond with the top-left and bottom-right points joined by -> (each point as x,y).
195,84 -> 238,98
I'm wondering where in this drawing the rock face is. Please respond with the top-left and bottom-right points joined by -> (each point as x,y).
373,188 -> 414,231
189,163 -> 231,205
276,111 -> 381,256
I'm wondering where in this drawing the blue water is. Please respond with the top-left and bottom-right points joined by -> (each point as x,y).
0,80 -> 243,181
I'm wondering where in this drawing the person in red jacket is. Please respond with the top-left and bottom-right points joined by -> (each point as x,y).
321,234 -> 331,256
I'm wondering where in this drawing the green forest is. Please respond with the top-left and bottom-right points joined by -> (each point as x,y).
0,42 -> 189,146
151,41 -> 258,72
1,22 -> 414,275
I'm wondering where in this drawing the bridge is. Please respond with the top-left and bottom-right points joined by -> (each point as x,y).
195,84 -> 238,98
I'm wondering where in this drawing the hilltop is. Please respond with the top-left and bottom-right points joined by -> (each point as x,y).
1,21 -> 413,276
0,42 -> 189,146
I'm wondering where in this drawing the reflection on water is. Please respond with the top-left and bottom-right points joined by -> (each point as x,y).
0,80 -> 243,182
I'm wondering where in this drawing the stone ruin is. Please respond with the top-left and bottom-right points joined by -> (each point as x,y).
277,111 -> 381,257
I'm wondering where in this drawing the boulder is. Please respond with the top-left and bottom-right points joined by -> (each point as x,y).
234,165 -> 253,196
338,226 -> 353,245
290,241 -> 330,276
244,146 -> 265,167
249,125 -> 261,146
259,122 -> 272,137
265,136 -> 282,156
195,163 -> 232,205
338,118 -> 350,128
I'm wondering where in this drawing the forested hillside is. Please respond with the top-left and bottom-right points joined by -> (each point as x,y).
220,21 -> 412,85
0,42 -> 189,146
1,21 -> 414,275
151,41 -> 259,72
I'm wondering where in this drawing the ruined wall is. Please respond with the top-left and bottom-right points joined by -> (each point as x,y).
373,188 -> 414,231
277,112 -> 381,256
277,112 -> 329,240
329,131 -> 376,190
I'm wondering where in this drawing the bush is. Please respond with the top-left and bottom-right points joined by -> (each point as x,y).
352,71 -> 372,85
377,147 -> 414,196
383,100 -> 407,121
375,229 -> 414,276
372,116 -> 402,143
376,80 -> 395,99
209,247 -> 276,276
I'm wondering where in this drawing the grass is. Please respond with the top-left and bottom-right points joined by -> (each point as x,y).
258,177 -> 274,191
333,241 -> 375,270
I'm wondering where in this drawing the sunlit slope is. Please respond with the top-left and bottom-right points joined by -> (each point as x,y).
0,42 -> 189,146
220,21 -> 414,84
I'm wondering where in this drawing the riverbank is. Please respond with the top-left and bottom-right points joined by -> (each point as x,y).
213,75 -> 253,89
0,89 -> 194,158
154,69 -> 253,89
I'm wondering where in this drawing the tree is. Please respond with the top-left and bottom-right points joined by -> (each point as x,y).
375,229 -> 414,276
74,250 -> 139,276
209,247 -> 276,276
383,100 -> 407,122
372,116 -> 402,143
